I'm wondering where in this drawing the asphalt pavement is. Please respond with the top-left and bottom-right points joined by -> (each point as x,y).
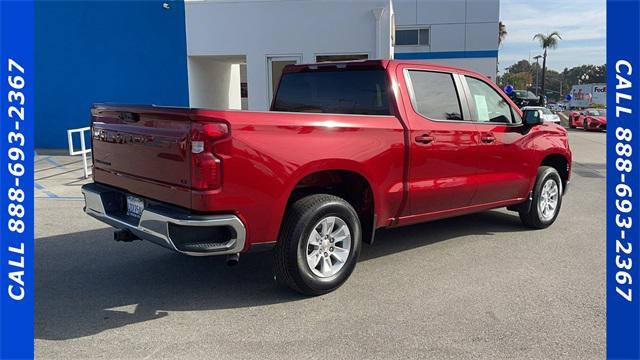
34,129 -> 606,359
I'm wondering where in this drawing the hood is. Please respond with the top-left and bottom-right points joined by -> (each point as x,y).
592,116 -> 607,123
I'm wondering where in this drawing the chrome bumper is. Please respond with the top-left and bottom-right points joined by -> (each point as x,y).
81,183 -> 246,256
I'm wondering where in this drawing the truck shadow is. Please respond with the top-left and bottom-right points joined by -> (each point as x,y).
36,210 -> 526,341
361,210 -> 527,261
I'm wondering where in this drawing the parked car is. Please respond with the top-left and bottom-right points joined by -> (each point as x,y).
547,103 -> 567,112
508,89 -> 542,108
82,60 -> 572,295
569,108 -> 607,131
522,106 -> 561,123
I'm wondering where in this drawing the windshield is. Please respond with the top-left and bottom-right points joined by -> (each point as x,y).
588,109 -> 606,116
513,90 -> 537,98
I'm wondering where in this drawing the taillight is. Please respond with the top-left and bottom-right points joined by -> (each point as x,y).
190,122 -> 228,190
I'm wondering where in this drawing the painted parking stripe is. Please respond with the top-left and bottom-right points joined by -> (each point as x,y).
34,181 -> 59,198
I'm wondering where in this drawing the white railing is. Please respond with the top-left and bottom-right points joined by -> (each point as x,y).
67,127 -> 92,179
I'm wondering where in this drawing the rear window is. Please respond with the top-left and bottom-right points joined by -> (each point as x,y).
272,70 -> 391,115
406,70 -> 463,121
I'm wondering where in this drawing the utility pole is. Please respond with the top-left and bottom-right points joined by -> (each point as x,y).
533,55 -> 542,96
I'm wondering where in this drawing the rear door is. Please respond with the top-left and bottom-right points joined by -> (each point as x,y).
461,75 -> 533,204
397,66 -> 479,219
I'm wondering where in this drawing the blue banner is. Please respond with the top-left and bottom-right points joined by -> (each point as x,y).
0,1 -> 35,359
607,0 -> 640,359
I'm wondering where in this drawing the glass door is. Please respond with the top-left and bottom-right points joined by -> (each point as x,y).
267,55 -> 302,104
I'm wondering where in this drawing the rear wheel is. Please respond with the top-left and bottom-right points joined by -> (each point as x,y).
274,194 -> 361,296
569,118 -> 576,128
583,118 -> 589,131
519,166 -> 563,229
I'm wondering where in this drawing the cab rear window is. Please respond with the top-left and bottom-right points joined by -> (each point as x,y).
272,70 -> 391,115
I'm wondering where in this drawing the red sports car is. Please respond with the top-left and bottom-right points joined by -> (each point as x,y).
569,108 -> 607,131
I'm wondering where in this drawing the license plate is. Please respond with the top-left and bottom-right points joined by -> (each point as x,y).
126,195 -> 144,218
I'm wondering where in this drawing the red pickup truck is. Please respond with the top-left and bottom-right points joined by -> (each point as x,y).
82,60 -> 571,295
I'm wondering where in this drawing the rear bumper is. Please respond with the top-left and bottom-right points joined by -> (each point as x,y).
81,183 -> 246,256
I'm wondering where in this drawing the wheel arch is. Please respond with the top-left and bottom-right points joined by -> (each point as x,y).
281,167 -> 377,244
540,153 -> 570,191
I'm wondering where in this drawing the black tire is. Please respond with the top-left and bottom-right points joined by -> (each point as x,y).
273,194 -> 361,296
583,118 -> 589,131
519,166 -> 563,229
569,118 -> 576,129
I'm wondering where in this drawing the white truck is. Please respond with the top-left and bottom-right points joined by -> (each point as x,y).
569,83 -> 606,108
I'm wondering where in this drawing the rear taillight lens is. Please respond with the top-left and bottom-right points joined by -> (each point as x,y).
190,122 -> 228,190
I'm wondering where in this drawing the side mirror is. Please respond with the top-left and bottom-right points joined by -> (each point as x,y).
523,109 -> 543,126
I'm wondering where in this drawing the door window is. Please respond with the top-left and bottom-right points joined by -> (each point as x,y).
466,76 -> 514,123
406,70 -> 463,121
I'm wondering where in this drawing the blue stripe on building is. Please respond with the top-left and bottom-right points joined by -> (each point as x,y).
35,0 -> 190,149
394,50 -> 498,60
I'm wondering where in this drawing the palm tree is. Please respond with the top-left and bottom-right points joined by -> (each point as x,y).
496,22 -> 507,78
533,31 -> 562,98
498,22 -> 507,47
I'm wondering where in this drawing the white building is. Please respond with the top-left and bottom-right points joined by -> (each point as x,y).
185,0 -> 499,111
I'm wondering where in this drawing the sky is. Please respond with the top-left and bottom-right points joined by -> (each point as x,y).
498,0 -> 606,74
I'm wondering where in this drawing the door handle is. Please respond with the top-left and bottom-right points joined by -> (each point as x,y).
481,133 -> 495,143
415,134 -> 435,145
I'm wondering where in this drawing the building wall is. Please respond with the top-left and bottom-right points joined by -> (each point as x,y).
34,0 -> 499,148
35,0 -> 190,149
394,0 -> 499,79
185,0 -> 393,110
188,57 -> 243,110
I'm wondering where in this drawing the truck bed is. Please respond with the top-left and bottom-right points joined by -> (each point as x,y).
90,104 -> 406,245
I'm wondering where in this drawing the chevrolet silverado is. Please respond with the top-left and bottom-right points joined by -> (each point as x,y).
82,60 -> 572,295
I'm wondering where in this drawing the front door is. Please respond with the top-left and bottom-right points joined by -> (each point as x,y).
398,67 -> 480,220
462,75 -> 533,205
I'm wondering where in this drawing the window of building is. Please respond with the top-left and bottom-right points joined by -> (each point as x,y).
395,28 -> 429,46
316,54 -> 368,63
407,70 -> 463,121
272,70 -> 391,115
267,56 -> 302,104
465,76 -> 513,123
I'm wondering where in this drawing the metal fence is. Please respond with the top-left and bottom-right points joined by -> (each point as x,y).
66,127 -> 92,178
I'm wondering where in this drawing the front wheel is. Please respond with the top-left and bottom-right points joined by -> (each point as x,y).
519,166 -> 563,229
274,194 -> 361,296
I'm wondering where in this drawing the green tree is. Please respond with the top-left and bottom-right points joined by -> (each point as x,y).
501,71 -> 532,90
563,64 -> 607,86
500,58 -> 606,101
533,31 -> 562,97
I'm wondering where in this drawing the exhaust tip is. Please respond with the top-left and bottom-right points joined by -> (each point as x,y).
226,253 -> 240,267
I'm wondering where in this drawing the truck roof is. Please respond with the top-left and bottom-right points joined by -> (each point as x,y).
283,59 -> 489,80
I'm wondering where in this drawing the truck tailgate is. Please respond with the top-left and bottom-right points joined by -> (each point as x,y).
91,105 -> 192,207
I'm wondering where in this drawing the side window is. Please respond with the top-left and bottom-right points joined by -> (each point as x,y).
466,76 -> 514,123
407,70 -> 463,121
